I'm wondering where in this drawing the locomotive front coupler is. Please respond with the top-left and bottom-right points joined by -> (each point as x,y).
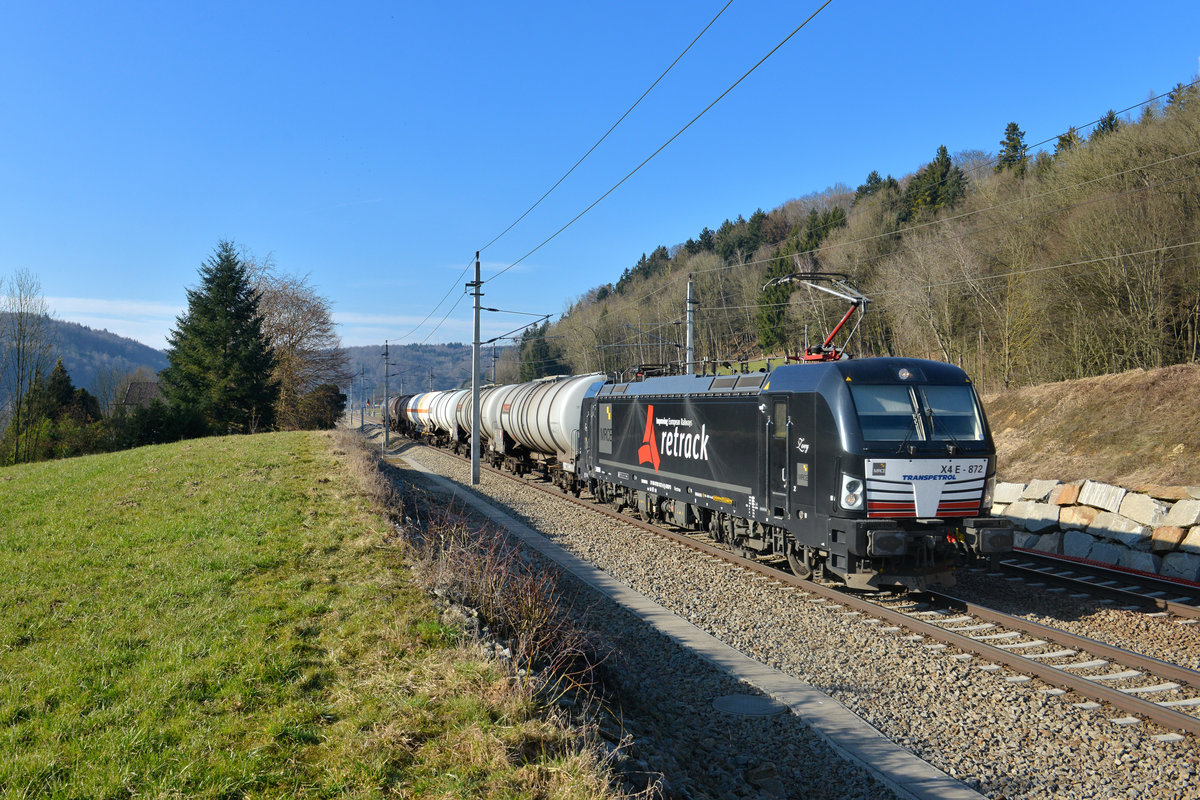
844,520 -> 964,559
960,517 -> 1015,557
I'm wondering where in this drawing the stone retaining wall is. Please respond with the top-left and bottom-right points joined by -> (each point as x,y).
993,480 -> 1200,583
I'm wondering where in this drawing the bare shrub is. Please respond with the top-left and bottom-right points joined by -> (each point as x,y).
403,502 -> 606,699
332,428 -> 606,699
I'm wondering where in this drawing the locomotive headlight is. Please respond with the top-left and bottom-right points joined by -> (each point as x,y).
982,476 -> 997,511
840,475 -> 865,511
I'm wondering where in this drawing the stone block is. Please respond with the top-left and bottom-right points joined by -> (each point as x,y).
1062,530 -> 1096,559
1013,530 -> 1038,549
1165,499 -> 1200,528
1117,549 -> 1161,574
1060,505 -> 1100,530
1152,526 -> 1187,553
994,482 -> 1026,505
1180,527 -> 1200,555
1078,480 -> 1126,513
1130,484 -> 1191,501
1160,551 -> 1200,583
991,503 -> 1008,516
1088,511 -> 1149,547
1004,501 -> 1060,532
1119,493 -> 1171,527
1021,479 -> 1061,502
1030,531 -> 1062,554
1086,540 -> 1126,566
1050,482 -> 1082,506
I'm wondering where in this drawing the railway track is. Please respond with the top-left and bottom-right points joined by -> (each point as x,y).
405,441 -> 1200,740
996,549 -> 1200,620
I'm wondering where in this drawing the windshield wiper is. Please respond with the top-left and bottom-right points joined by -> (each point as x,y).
924,403 -> 963,455
896,411 -> 920,455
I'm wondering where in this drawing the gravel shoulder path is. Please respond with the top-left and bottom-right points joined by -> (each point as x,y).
395,442 -> 1200,800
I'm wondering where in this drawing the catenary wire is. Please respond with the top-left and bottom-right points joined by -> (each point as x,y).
483,0 -> 836,285
477,0 -> 736,255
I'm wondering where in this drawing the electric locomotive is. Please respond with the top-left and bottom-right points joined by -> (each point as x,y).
577,357 -> 1012,590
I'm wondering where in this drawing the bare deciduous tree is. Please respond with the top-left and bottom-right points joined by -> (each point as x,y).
247,260 -> 350,430
0,269 -> 54,463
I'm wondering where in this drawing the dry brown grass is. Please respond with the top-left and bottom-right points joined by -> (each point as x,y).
981,362 -> 1200,486
331,427 -> 635,800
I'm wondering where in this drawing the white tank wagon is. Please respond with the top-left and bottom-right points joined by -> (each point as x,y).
480,383 -> 522,456
429,388 -> 469,439
405,392 -> 438,432
501,373 -> 605,479
456,386 -> 499,441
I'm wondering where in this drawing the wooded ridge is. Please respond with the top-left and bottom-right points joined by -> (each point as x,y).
517,81 -> 1200,393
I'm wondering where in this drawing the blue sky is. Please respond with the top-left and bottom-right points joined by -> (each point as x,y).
2,1 -> 1198,351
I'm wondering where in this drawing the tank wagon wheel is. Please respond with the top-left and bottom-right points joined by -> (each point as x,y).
786,546 -> 814,580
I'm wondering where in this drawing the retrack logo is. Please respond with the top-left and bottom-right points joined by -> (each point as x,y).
638,404 -> 661,471
638,404 -> 711,473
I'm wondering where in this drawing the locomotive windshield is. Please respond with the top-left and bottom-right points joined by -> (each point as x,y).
849,384 -> 985,442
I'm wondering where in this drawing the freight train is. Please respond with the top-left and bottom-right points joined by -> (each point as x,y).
387,356 -> 1013,591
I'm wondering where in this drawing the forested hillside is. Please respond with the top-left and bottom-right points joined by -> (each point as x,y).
531,81 -> 1200,393
19,315 -> 167,397
345,342 -> 514,402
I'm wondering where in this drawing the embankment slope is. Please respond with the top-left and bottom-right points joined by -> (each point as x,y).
981,362 -> 1200,487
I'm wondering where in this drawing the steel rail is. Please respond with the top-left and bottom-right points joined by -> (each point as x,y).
394,441 -> 1200,737
999,550 -> 1200,620
926,590 -> 1200,692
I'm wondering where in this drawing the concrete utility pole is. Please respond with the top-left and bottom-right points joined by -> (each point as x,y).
686,276 -> 696,375
469,252 -> 482,485
359,365 -> 365,429
382,340 -> 390,453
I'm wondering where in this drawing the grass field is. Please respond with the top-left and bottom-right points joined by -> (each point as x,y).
0,431 -> 612,799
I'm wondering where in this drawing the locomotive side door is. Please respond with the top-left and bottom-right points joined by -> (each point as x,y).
766,394 -> 790,520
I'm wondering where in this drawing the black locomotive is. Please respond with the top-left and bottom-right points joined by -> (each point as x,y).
576,357 -> 1012,590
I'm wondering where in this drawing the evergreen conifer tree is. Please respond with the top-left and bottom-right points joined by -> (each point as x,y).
995,122 -> 1028,175
1055,126 -> 1084,156
1092,109 -> 1122,139
161,241 -> 278,434
44,358 -> 75,414
900,145 -> 966,222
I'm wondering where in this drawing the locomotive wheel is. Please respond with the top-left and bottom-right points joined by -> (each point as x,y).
786,547 -> 813,580
710,513 -> 729,544
730,536 -> 754,560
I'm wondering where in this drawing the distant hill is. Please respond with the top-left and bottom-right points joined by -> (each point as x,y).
34,316 -> 168,396
344,342 -> 514,403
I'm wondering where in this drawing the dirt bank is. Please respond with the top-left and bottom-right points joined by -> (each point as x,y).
981,362 -> 1200,487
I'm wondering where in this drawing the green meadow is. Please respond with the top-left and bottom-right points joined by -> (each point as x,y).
0,432 -> 611,799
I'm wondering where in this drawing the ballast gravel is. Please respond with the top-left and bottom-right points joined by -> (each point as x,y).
397,444 -> 1200,800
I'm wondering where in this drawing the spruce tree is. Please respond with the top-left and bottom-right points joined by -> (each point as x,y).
901,145 -> 966,222
161,241 -> 278,434
1092,109 -> 1122,139
995,122 -> 1028,176
1055,126 -> 1084,156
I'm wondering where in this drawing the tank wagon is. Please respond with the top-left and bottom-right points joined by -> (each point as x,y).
387,358 -> 1010,590
387,394 -> 415,436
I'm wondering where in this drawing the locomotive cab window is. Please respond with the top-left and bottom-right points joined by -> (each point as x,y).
849,384 -> 985,442
772,401 -> 787,439
917,386 -> 985,441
